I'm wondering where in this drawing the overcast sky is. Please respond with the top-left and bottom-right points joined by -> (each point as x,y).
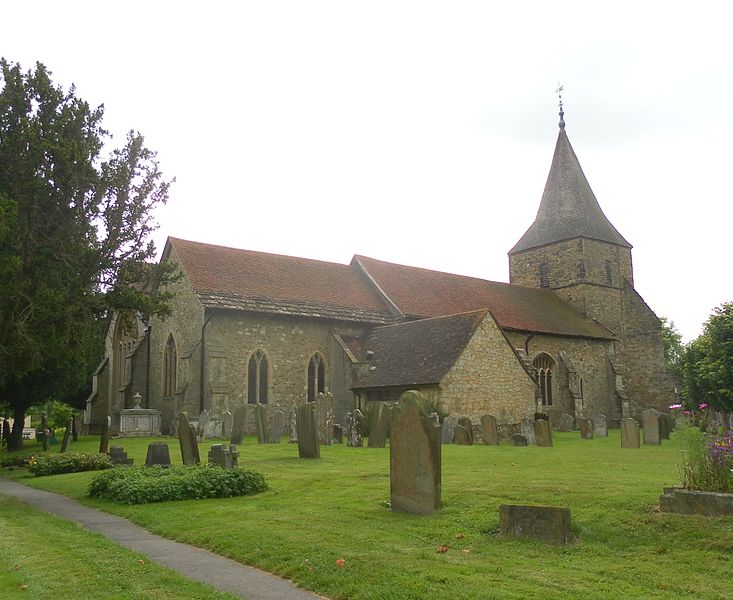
4,1 -> 731,341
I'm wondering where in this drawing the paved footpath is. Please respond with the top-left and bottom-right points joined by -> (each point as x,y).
0,478 -> 325,600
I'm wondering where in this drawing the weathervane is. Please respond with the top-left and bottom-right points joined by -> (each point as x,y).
556,82 -> 565,129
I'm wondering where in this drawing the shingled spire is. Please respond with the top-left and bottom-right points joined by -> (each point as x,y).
509,124 -> 631,255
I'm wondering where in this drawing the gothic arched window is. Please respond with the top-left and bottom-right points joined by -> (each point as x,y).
247,350 -> 269,404
307,353 -> 326,402
533,353 -> 555,407
163,334 -> 177,398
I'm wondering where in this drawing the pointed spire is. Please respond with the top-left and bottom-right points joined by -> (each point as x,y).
509,123 -> 631,254
556,83 -> 565,129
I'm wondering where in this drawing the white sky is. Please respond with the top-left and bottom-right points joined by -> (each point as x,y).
4,1 -> 732,341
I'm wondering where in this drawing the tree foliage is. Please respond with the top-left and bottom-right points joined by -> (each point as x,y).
660,317 -> 685,383
0,59 -> 178,450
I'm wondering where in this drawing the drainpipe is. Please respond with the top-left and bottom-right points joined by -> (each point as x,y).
524,333 -> 535,355
199,309 -> 213,412
144,321 -> 151,408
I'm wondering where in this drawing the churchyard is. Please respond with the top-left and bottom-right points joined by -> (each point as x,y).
2,413 -> 732,600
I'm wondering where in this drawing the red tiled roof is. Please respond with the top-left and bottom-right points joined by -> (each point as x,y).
166,238 -> 393,324
353,255 -> 614,339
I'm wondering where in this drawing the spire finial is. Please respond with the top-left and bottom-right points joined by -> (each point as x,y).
555,83 -> 565,129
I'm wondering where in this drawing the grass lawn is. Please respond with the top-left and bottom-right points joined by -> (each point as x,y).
2,430 -> 733,599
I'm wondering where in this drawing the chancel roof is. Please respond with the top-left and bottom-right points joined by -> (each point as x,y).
510,128 -> 631,254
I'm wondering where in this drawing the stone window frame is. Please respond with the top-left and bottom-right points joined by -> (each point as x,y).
306,352 -> 327,402
605,260 -> 614,286
539,263 -> 550,288
163,333 -> 177,399
532,352 -> 555,407
247,349 -> 270,404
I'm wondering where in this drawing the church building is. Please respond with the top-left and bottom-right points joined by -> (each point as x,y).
85,115 -> 676,435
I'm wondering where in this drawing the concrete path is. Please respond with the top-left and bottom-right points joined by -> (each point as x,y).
0,478 -> 325,600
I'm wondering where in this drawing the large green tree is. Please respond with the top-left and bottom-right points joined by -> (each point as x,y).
0,59 -> 177,450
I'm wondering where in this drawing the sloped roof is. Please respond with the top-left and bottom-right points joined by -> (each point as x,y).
353,255 -> 614,339
510,128 -> 631,254
351,310 -> 488,389
165,238 -> 393,324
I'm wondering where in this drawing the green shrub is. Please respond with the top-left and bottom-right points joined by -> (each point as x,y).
678,423 -> 733,492
27,452 -> 113,476
88,464 -> 268,504
0,450 -> 35,468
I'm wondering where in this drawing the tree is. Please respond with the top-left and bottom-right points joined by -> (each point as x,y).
0,59 -> 178,450
660,317 -> 685,384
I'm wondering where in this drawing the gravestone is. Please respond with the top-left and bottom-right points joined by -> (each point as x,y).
270,409 -> 285,443
368,403 -> 390,448
429,412 -> 440,427
621,418 -> 640,448
520,417 -> 536,445
593,414 -> 608,437
178,412 -> 200,466
145,442 -> 172,467
481,415 -> 499,445
41,412 -> 50,452
441,415 -> 458,444
208,444 -> 240,468
578,417 -> 594,439
534,419 -> 553,447
499,504 -> 573,545
332,424 -> 343,444
98,415 -> 111,454
556,413 -> 574,432
456,417 -> 474,445
453,424 -> 472,445
118,403 -> 162,437
643,409 -> 661,445
659,413 -> 672,440
196,409 -> 211,441
255,404 -> 269,444
296,404 -> 320,458
71,414 -> 81,441
510,433 -> 528,446
222,410 -> 233,439
59,418 -> 73,453
230,404 -> 247,445
390,390 -> 442,515
289,407 -> 298,443
314,393 -> 334,445
348,409 -> 364,447
108,446 -> 134,466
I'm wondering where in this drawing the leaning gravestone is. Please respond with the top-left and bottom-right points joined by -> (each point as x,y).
59,418 -> 73,453
643,409 -> 661,445
255,404 -> 269,444
178,412 -> 200,466
108,446 -> 134,466
72,414 -> 81,441
98,415 -> 111,454
222,410 -> 233,439
314,393 -> 334,445
453,424 -> 472,445
594,414 -> 608,437
390,390 -> 441,515
520,417 -> 536,445
270,409 -> 285,443
621,418 -> 641,448
145,442 -> 172,467
230,404 -> 247,445
534,419 -> 553,447
456,417 -> 474,444
348,409 -> 365,447
510,433 -> 528,446
441,415 -> 458,444
481,415 -> 499,445
578,417 -> 594,439
368,403 -> 390,448
556,413 -> 574,432
296,404 -> 320,458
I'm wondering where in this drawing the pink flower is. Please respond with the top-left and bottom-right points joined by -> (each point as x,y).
699,403 -> 708,410
669,404 -> 682,410
683,411 -> 691,416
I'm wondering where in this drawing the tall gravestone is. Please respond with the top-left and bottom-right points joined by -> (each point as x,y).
255,404 -> 269,444
222,410 -> 233,440
456,417 -> 474,445
441,415 -> 458,444
643,409 -> 661,445
621,418 -> 641,448
288,407 -> 298,443
594,414 -> 608,437
368,403 -> 390,448
98,415 -> 111,454
71,414 -> 81,441
481,415 -> 499,445
296,404 -> 320,458
556,413 -> 574,432
390,390 -> 441,515
314,393 -> 334,445
230,404 -> 247,445
196,409 -> 211,441
578,417 -> 594,439
658,413 -> 672,440
332,424 -> 343,444
59,418 -> 73,453
534,419 -> 553,447
348,409 -> 364,447
178,412 -> 200,465
270,409 -> 285,443
520,417 -> 536,445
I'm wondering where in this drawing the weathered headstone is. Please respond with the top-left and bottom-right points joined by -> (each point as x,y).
535,412 -> 550,422
441,415 -> 458,444
71,414 -> 81,441
332,424 -> 343,444
296,404 -> 320,458
196,409 -> 211,441
98,415 -> 111,454
314,393 -> 334,445
390,390 -> 441,515
230,404 -> 247,445
289,407 -> 298,443
481,415 -> 499,445
499,505 -> 573,545
59,418 -> 73,453
456,417 -> 474,445
520,417 -> 536,444
368,403 -> 390,448
578,417 -> 594,439
108,446 -> 134,466
178,412 -> 200,466
643,409 -> 661,445
556,413 -> 574,432
222,410 -> 233,439
270,409 -> 285,443
621,418 -> 640,448
452,424 -> 472,445
429,412 -> 440,427
208,443 -> 240,468
534,419 -> 553,447
348,409 -> 364,447
659,413 -> 672,440
254,404 -> 269,444
510,433 -> 528,446
145,442 -> 172,467
593,414 -> 608,437
41,412 -> 50,452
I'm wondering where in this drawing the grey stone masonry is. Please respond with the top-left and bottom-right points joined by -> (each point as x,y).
556,413 -> 574,432
643,409 -> 661,445
390,390 -> 441,515
499,505 -> 573,545
534,419 -> 553,447
481,415 -> 499,445
296,404 -> 320,459
621,418 -> 640,448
